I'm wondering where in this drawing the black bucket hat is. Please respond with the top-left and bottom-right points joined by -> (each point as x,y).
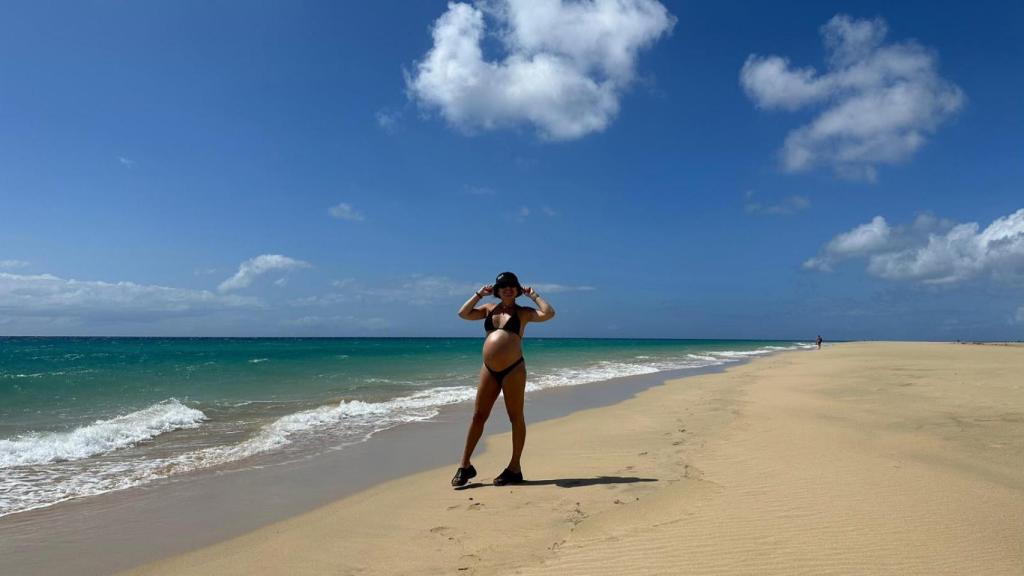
493,271 -> 523,297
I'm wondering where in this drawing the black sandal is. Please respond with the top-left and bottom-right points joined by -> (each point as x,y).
451,464 -> 477,487
493,468 -> 524,486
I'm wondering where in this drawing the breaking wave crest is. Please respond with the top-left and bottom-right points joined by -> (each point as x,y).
0,399 -> 205,468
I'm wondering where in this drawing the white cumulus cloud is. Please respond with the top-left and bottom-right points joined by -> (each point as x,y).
531,283 -> 595,293
407,0 -> 675,140
805,209 -> 1024,284
218,255 -> 311,293
359,275 -> 480,304
744,191 -> 810,216
0,272 -> 256,319
376,109 -> 401,133
804,216 -> 892,271
328,202 -> 365,221
741,14 -> 964,180
294,275 -> 596,308
288,315 -> 392,331
293,275 -> 478,307
0,260 -> 30,269
832,215 -> 891,253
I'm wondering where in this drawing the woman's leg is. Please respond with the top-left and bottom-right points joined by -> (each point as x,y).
460,366 -> 501,468
500,363 -> 527,473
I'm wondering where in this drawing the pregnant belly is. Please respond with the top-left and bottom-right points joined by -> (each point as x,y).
483,331 -> 522,368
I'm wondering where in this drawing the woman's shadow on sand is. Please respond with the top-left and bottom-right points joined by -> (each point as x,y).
456,476 -> 656,490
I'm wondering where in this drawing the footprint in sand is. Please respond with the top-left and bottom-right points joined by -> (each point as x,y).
569,502 -> 587,526
457,554 -> 481,571
682,464 -> 704,480
430,526 -> 461,542
467,502 -> 484,511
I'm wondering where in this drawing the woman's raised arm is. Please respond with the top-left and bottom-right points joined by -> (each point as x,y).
522,287 -> 555,322
457,285 -> 492,320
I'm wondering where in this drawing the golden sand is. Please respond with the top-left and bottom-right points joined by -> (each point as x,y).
122,342 -> 1024,575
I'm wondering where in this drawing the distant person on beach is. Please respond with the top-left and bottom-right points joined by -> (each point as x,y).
451,272 -> 556,487
816,335 -> 823,349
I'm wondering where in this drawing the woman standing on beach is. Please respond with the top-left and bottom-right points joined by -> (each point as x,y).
452,272 -> 555,487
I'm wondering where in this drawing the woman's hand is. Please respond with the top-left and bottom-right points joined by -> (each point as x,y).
459,286 -> 492,320
521,287 -> 554,322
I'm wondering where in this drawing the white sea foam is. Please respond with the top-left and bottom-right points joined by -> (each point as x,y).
248,358 -> 269,364
530,361 -> 661,391
0,399 -> 206,468
0,387 -> 483,517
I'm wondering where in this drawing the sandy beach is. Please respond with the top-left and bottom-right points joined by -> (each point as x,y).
122,342 -> 1024,575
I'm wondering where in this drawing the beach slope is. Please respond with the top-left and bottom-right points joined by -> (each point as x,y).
123,342 -> 1024,575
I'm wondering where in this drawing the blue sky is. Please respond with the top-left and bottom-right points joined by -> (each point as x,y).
1,0 -> 1022,340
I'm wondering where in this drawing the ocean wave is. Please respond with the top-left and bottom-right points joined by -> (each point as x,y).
0,388 -> 479,517
710,349 -> 771,358
362,377 -> 420,385
248,358 -> 269,364
0,399 -> 206,468
530,361 -> 662,391
1,371 -> 63,379
525,345 -> 815,390
0,369 -> 96,379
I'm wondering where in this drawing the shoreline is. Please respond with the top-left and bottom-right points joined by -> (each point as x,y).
0,351 -> 765,576
121,342 -> 1024,575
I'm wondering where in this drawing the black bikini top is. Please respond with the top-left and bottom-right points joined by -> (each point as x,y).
484,305 -> 522,336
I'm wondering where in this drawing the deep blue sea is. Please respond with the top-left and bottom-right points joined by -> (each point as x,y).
0,337 -> 812,517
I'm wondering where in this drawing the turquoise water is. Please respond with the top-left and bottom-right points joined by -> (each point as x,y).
0,337 -> 811,516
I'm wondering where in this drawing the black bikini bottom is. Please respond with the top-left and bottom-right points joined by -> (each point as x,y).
485,357 -> 524,385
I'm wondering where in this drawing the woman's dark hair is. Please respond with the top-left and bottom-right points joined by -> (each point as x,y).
493,271 -> 523,298
493,284 -> 523,299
